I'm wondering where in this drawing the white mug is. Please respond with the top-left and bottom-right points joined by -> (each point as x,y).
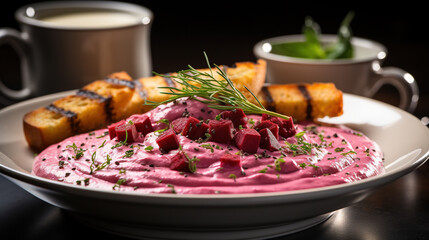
0,1 -> 153,99
254,35 -> 419,113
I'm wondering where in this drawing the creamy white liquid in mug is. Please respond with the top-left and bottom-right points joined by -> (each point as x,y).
40,11 -> 140,28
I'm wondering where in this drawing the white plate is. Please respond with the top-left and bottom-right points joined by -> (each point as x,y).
0,91 -> 428,240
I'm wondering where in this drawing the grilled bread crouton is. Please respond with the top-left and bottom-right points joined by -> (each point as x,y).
226,59 -> 266,99
24,71 -> 135,152
255,83 -> 343,122
81,71 -> 135,121
23,107 -> 73,152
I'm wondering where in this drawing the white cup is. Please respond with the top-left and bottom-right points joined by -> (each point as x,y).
254,35 -> 419,113
0,1 -> 153,99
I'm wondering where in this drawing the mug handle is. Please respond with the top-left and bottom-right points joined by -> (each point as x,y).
368,64 -> 419,113
0,28 -> 32,100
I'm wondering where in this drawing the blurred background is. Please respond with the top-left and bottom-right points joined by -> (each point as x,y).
0,0 -> 427,119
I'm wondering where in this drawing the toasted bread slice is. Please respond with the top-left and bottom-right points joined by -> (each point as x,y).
254,83 -> 343,122
51,95 -> 109,132
226,59 -> 266,99
81,71 -> 135,121
23,107 -> 73,152
24,72 -> 135,152
121,76 -> 171,118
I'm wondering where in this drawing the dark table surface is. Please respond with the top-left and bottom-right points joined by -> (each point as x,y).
1,156 -> 428,240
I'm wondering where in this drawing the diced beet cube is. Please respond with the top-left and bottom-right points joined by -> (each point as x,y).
171,117 -> 189,134
265,116 -> 296,139
259,128 -> 281,151
181,116 -> 209,140
261,113 -> 270,121
170,152 -> 189,172
115,122 -> 138,143
230,108 -> 246,118
220,108 -> 247,128
156,128 -> 179,152
277,117 -> 296,139
239,118 -> 248,129
128,115 -> 153,135
108,120 -> 126,140
220,153 -> 241,168
234,128 -> 260,154
208,120 -> 235,144
254,120 -> 280,139
220,110 -> 231,119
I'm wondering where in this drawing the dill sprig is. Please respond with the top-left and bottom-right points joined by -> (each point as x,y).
146,53 -> 290,120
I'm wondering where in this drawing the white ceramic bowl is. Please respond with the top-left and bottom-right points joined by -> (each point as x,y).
253,34 -> 419,113
253,34 -> 387,88
0,91 -> 428,240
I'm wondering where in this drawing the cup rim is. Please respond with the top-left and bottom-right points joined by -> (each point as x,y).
253,34 -> 388,65
15,1 -> 153,31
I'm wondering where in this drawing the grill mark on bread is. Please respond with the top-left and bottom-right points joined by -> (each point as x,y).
162,74 -> 176,88
45,104 -> 79,133
76,89 -> 110,102
298,85 -> 312,119
105,77 -> 135,89
45,104 -> 77,118
261,86 -> 276,111
135,80 -> 148,100
76,89 -> 113,122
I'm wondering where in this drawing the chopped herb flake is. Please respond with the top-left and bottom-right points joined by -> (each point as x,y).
144,145 -> 154,151
66,143 -> 85,159
113,178 -> 127,190
229,174 -> 237,181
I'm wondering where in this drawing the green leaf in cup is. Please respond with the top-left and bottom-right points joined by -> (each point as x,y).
270,11 -> 355,60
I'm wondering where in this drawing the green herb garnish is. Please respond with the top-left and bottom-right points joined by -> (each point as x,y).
200,143 -> 214,153
111,131 -> 128,149
335,147 -> 345,152
167,184 -> 177,194
270,11 -> 354,59
90,152 -> 112,174
146,52 -> 289,120
99,140 -> 106,148
274,158 -> 285,171
154,119 -> 170,135
66,143 -> 85,159
178,145 -> 200,173
285,131 -> 313,156
96,131 -> 108,139
341,150 -> 357,156
228,174 -> 237,182
76,178 -> 90,186
144,145 -> 154,151
122,149 -> 134,158
113,178 -> 127,190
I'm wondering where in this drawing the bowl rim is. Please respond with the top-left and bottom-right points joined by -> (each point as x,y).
253,34 -> 387,65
